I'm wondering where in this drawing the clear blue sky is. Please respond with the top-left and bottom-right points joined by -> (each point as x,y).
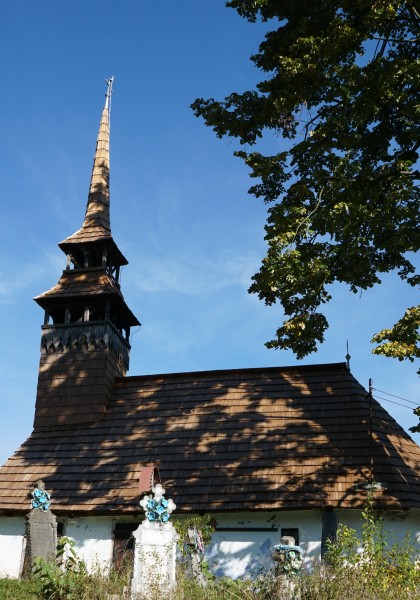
0,1 -> 418,465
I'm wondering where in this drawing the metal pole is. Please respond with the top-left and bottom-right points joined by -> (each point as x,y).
369,378 -> 373,484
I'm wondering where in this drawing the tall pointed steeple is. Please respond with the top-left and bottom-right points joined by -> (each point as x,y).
33,79 -> 139,428
59,76 -> 127,269
83,76 -> 112,235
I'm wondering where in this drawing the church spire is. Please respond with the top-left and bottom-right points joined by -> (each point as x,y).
58,77 -> 127,266
83,76 -> 113,235
33,79 -> 139,428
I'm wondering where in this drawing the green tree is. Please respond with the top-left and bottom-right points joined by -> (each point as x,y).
192,1 -> 419,365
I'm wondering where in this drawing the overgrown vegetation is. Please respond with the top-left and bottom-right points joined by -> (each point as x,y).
0,577 -> 41,600
173,513 -> 215,557
323,492 -> 420,595
2,500 -> 419,599
30,536 -> 131,599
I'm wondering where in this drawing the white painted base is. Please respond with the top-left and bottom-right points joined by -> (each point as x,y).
131,520 -> 178,599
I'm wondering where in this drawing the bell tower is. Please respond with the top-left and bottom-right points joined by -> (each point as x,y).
33,78 -> 140,428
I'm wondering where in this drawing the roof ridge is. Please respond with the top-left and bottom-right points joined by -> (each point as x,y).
116,362 -> 349,382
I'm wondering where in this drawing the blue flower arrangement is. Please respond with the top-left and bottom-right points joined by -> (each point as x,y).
145,496 -> 170,523
31,485 -> 51,511
140,484 -> 176,525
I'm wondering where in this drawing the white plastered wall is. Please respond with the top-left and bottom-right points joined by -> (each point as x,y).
65,517 -> 114,573
0,508 -> 419,580
205,508 -> 420,579
0,517 -> 26,578
206,510 -> 321,579
0,515 -> 118,577
338,507 -> 420,548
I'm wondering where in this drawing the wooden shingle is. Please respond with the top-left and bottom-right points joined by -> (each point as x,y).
0,362 -> 419,515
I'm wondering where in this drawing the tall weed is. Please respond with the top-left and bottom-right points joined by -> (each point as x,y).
4,494 -> 419,600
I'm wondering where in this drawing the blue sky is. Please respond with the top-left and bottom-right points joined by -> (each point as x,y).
0,1 -> 418,465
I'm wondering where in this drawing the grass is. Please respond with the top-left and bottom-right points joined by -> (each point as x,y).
0,577 -> 41,600
2,566 -> 419,600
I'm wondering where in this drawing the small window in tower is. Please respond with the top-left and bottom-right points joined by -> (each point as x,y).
281,528 -> 299,546
90,304 -> 105,321
69,306 -> 84,323
51,308 -> 66,325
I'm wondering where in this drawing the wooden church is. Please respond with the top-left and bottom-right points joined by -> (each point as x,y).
0,81 -> 419,580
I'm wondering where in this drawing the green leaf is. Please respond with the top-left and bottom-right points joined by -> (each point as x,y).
193,0 -> 419,425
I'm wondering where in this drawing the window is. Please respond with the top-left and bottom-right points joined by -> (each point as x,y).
112,523 -> 140,571
281,528 -> 299,546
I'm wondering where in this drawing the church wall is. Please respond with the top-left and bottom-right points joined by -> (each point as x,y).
204,508 -> 420,579
0,509 -> 419,579
206,510 -> 321,579
338,507 -> 420,548
0,517 -> 25,578
0,516 -> 115,578
65,517 -> 114,573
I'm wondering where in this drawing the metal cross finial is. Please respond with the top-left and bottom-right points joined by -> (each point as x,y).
104,76 -> 114,110
345,340 -> 351,370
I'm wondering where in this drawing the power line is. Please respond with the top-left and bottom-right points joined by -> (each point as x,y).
372,387 -> 418,406
374,394 -> 417,411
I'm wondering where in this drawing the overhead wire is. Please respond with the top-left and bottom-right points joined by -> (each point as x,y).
372,387 -> 418,406
373,394 -> 417,411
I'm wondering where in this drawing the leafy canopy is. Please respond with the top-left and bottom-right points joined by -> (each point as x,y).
192,0 -> 419,364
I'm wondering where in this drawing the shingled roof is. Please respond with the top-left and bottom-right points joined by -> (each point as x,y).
58,78 -> 128,267
34,268 -> 123,300
1,362 -> 419,515
60,100 -> 111,246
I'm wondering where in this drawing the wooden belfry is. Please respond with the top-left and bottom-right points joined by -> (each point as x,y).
33,78 -> 140,428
